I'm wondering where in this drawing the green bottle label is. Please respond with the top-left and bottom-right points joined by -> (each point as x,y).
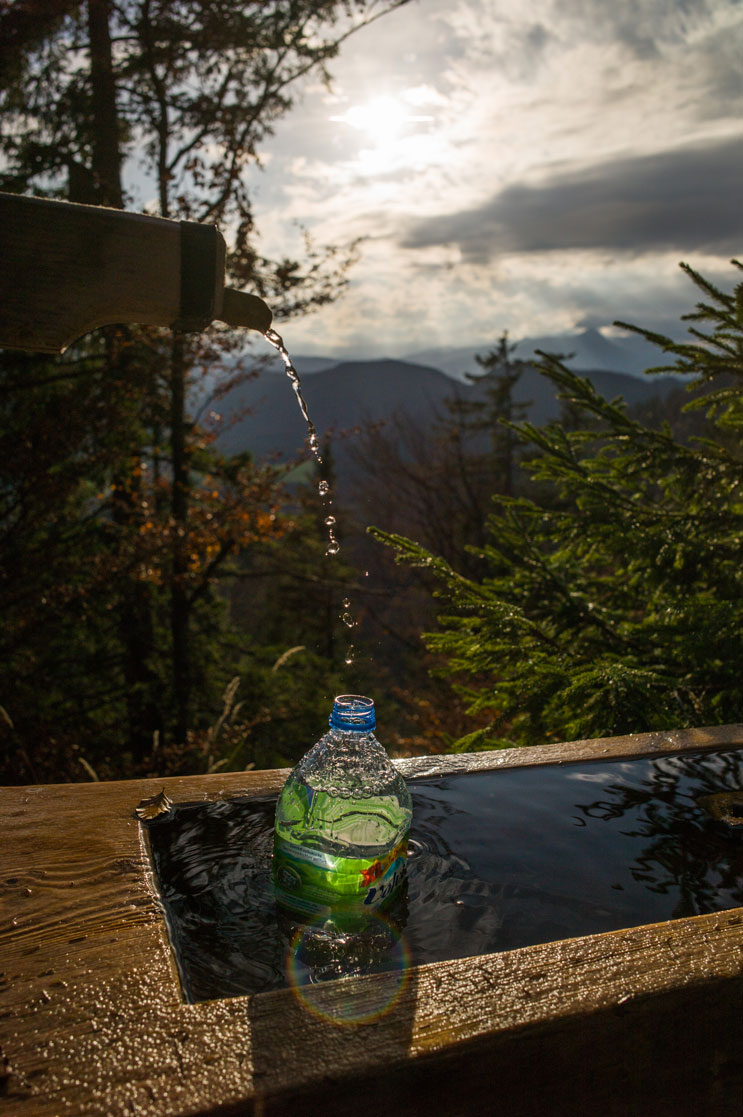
273,836 -> 408,917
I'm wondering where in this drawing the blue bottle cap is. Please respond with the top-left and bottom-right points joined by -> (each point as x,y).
329,694 -> 376,731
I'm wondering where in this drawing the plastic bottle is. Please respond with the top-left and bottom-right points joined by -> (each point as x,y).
272,694 -> 413,918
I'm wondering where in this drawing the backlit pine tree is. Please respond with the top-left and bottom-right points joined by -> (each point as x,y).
373,261 -> 743,749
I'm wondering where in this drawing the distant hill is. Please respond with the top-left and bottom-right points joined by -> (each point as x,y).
214,355 -> 681,470
250,327 -> 680,382
407,327 -> 676,381
216,357 -> 453,459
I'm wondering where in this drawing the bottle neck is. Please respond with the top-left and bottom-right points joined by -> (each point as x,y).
327,726 -> 376,744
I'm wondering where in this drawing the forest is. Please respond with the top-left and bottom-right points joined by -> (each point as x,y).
2,2 -> 743,785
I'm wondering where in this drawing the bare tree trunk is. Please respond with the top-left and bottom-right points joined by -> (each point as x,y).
169,332 -> 191,745
87,0 -> 162,761
87,0 -> 122,208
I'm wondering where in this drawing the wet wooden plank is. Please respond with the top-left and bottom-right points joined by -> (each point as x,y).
396,721 -> 743,779
2,724 -> 743,1115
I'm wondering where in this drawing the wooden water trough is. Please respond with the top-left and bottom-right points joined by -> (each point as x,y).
4,723 -> 743,1116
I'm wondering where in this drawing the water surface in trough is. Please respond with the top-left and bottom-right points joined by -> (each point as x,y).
145,749 -> 743,1003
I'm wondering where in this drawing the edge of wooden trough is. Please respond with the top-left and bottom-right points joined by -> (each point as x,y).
3,723 -> 743,1115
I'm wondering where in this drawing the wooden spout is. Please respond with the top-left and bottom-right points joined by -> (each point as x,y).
0,192 -> 271,352
218,287 -> 273,334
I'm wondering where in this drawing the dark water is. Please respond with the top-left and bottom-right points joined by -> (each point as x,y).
144,750 -> 743,1003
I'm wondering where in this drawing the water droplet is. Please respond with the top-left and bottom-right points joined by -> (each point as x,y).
318,480 -> 330,496
342,597 -> 351,609
326,540 -> 340,556
324,515 -> 336,526
344,645 -> 355,665
342,612 -> 355,628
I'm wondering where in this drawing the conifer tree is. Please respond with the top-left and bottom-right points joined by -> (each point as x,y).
372,261 -> 743,749
446,332 -> 531,503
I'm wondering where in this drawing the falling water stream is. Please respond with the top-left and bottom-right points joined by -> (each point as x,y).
264,327 -> 355,663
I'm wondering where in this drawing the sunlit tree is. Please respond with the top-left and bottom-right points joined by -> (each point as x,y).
373,262 -> 743,749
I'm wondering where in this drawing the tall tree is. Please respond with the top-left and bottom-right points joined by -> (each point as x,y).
0,0 -> 406,774
446,332 -> 531,504
372,262 -> 743,749
348,335 -> 531,579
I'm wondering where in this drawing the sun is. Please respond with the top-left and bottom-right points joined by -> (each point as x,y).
330,95 -> 432,142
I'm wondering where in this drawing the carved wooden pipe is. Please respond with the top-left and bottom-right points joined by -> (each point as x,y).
0,193 -> 272,353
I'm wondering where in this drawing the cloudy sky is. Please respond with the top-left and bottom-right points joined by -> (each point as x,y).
248,0 -> 743,358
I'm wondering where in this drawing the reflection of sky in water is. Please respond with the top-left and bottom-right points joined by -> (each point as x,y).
567,770 -> 620,782
146,750 -> 743,1004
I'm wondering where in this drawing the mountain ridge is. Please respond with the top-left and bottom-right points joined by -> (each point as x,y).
405,326 -> 671,381
255,325 -> 680,382
215,354 -> 682,467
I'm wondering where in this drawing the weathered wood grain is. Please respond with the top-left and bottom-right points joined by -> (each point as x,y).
0,193 -> 271,354
0,193 -> 185,352
2,724 -> 743,1115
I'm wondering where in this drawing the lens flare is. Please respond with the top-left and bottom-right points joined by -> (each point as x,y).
284,910 -> 411,1026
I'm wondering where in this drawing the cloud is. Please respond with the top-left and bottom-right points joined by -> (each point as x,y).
251,0 -> 743,355
400,134 -> 743,263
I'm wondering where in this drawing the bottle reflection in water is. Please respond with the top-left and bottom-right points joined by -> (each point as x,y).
277,887 -> 411,1025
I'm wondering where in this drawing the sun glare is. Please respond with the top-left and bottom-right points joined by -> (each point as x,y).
330,94 -> 433,142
